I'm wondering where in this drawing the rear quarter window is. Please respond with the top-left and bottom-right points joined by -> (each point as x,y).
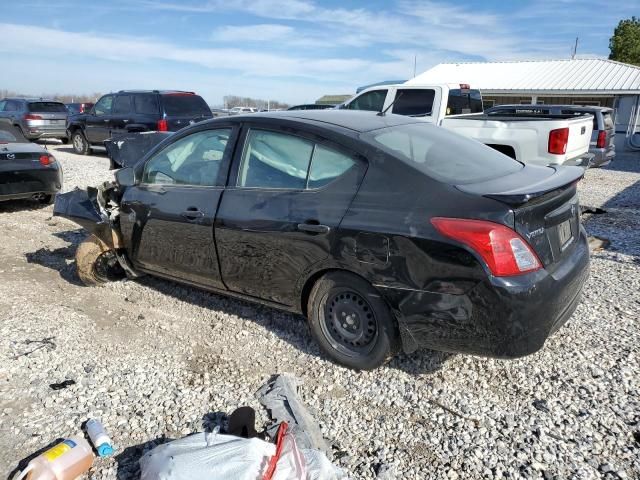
161,94 -> 211,116
365,123 -> 522,184
446,89 -> 483,115
134,94 -> 160,115
28,102 -> 67,113
602,112 -> 614,129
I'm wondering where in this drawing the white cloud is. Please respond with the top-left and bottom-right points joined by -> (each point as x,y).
211,24 -> 294,42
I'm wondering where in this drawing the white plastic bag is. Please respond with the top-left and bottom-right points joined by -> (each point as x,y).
140,432 -> 275,480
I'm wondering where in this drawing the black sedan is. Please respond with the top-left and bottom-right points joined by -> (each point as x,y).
54,111 -> 589,369
0,120 -> 62,205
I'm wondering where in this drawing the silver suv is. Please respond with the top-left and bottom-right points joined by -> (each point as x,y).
0,98 -> 69,143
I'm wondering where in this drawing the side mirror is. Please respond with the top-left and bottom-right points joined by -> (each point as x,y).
115,167 -> 136,187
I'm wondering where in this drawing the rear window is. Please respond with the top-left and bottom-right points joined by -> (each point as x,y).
365,123 -> 522,184
446,89 -> 483,115
161,94 -> 211,116
392,89 -> 435,116
28,102 -> 67,113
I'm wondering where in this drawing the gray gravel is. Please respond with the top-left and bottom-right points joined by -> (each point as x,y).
1,141 -> 639,479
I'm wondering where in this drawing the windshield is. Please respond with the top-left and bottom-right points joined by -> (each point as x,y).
364,123 -> 523,184
162,94 -> 211,116
446,89 -> 483,115
28,102 -> 67,113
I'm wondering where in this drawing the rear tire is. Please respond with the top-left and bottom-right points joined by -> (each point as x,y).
307,271 -> 399,370
71,130 -> 90,155
39,194 -> 55,205
75,235 -> 124,286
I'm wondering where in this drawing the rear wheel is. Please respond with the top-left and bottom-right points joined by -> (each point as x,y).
75,235 -> 125,286
307,271 -> 399,370
71,130 -> 90,155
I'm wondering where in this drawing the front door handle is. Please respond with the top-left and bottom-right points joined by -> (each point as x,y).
297,223 -> 330,234
181,208 -> 204,220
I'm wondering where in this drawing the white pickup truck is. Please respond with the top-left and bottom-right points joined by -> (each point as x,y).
341,83 -> 594,167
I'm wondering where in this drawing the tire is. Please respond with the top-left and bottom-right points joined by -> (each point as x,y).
71,130 -> 90,155
75,235 -> 125,286
60,137 -> 69,145
39,194 -> 55,205
307,271 -> 399,370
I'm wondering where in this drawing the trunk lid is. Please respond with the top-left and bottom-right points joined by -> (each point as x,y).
457,165 -> 584,268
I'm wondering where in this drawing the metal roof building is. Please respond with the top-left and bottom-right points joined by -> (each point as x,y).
409,58 -> 640,135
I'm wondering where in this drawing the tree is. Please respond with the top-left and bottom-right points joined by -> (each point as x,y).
609,16 -> 640,66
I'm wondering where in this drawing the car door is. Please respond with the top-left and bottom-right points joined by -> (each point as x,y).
215,125 -> 366,306
85,94 -> 114,143
118,125 -> 237,289
110,94 -> 134,136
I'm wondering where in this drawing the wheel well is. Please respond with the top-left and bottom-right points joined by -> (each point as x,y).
299,268 -> 386,318
486,143 -> 516,159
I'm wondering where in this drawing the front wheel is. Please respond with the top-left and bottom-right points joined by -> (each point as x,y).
71,130 -> 90,155
307,271 -> 399,370
75,235 -> 125,286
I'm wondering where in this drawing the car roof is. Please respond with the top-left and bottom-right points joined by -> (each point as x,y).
218,110 -> 422,133
117,90 -> 197,95
2,98 -> 62,103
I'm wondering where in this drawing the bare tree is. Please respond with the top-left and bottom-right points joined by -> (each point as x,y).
0,89 -> 102,103
223,95 -> 289,110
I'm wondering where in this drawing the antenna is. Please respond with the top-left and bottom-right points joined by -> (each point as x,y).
571,37 -> 579,59
378,91 -> 403,116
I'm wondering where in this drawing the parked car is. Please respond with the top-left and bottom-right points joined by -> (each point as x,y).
53,110 -> 589,369
0,98 -> 69,143
66,90 -> 212,155
341,84 -> 594,167
0,119 -> 63,205
485,105 -> 616,167
228,107 -> 257,114
287,104 -> 336,111
65,102 -> 95,115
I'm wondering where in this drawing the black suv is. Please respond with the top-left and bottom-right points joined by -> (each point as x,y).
67,90 -> 212,155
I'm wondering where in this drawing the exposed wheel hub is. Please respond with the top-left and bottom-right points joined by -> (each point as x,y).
94,250 -> 125,282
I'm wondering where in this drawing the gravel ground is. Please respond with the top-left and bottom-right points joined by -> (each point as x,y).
1,141 -> 639,479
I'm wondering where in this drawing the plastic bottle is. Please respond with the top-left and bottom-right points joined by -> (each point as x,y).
85,419 -> 114,457
15,436 -> 94,480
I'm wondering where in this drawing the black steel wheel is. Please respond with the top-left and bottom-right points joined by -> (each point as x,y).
308,271 -> 399,370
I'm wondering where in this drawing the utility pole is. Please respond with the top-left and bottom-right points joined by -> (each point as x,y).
571,37 -> 579,59
413,54 -> 417,78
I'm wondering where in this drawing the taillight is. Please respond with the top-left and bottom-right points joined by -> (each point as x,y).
596,130 -> 606,148
39,154 -> 55,166
431,217 -> 542,277
548,127 -> 569,155
157,119 -> 168,131
24,114 -> 43,120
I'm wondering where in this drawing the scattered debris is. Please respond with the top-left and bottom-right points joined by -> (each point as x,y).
13,337 -> 56,359
49,379 -> 76,391
588,235 -> 611,252
532,399 -> 550,413
257,374 -> 331,456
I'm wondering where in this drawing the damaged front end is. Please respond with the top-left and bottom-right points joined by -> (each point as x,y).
53,182 -> 139,278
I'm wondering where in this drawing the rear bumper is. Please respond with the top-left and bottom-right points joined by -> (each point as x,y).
379,227 -> 590,358
561,153 -> 595,168
0,169 -> 62,201
23,126 -> 68,139
588,147 -> 615,168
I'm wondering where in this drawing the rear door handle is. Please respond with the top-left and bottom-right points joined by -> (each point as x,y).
297,223 -> 330,234
181,208 -> 205,220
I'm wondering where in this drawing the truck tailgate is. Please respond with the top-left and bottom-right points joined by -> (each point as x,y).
563,116 -> 593,164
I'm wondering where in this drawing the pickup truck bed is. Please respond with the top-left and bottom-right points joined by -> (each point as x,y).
441,113 -> 594,167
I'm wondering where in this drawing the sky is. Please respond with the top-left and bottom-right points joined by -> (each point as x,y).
1,0 -> 638,106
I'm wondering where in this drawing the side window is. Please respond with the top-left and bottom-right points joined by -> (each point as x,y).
112,95 -> 132,115
4,100 -> 20,112
94,95 -> 114,116
142,129 -> 231,187
238,130 -> 313,189
134,94 -> 159,115
0,100 -> 6,111
346,90 -> 387,112
392,89 -> 435,116
308,145 -> 355,188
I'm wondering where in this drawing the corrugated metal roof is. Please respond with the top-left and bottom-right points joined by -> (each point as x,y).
406,59 -> 640,94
